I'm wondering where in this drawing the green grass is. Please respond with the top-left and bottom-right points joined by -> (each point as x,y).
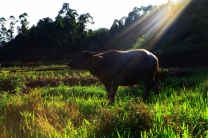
0,68 -> 207,137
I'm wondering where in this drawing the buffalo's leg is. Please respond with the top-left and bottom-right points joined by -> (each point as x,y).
105,85 -> 118,104
152,80 -> 159,97
143,80 -> 152,101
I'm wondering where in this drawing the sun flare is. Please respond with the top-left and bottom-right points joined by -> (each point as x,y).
109,0 -> 192,51
137,0 -> 192,50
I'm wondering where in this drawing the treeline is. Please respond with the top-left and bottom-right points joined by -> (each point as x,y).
0,0 -> 208,62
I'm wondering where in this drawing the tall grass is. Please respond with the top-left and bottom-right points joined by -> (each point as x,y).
0,68 -> 207,137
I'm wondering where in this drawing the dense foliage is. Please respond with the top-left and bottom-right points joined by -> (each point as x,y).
0,0 -> 208,63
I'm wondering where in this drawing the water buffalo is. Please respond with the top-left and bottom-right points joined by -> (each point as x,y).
66,49 -> 159,103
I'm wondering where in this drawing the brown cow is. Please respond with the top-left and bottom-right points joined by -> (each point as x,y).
66,49 -> 159,103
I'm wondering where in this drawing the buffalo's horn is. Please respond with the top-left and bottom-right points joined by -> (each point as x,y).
89,51 -> 105,55
81,51 -> 104,57
89,52 -> 99,55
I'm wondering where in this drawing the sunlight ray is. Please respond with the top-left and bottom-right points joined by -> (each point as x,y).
110,0 -> 192,51
141,0 -> 192,50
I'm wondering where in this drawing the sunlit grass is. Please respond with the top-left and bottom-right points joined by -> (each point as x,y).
0,67 -> 208,137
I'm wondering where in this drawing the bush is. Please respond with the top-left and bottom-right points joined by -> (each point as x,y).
0,76 -> 25,94
133,35 -> 148,49
94,99 -> 153,138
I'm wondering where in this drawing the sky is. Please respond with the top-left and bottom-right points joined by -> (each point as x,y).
0,0 -> 173,30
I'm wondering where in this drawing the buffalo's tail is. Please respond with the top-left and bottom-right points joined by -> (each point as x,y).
154,60 -> 159,83
155,70 -> 158,83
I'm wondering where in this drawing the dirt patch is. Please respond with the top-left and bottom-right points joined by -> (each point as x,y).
25,77 -> 100,88
1,67 -> 70,73
0,76 -> 100,94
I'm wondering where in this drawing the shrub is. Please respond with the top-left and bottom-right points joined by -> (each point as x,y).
94,99 -> 153,138
0,76 -> 25,94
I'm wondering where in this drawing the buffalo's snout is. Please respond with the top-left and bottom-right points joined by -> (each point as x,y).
65,62 -> 70,66
66,61 -> 73,67
66,60 -> 77,69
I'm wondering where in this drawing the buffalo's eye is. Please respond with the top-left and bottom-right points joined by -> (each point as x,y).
81,53 -> 89,57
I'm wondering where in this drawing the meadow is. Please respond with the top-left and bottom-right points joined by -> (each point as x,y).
0,66 -> 207,138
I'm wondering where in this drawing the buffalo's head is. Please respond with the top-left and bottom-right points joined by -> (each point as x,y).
66,51 -> 103,70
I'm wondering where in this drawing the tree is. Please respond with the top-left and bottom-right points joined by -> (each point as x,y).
7,15 -> 16,41
55,3 -> 79,49
33,17 -> 54,49
77,13 -> 94,32
110,16 -> 126,33
58,3 -> 78,24
17,13 -> 29,35
0,17 -> 8,46
76,13 -> 94,49
93,28 -> 109,50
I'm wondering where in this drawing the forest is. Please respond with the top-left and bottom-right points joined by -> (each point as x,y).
0,0 -> 208,67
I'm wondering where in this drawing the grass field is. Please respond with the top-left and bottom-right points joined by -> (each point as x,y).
0,66 -> 207,138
